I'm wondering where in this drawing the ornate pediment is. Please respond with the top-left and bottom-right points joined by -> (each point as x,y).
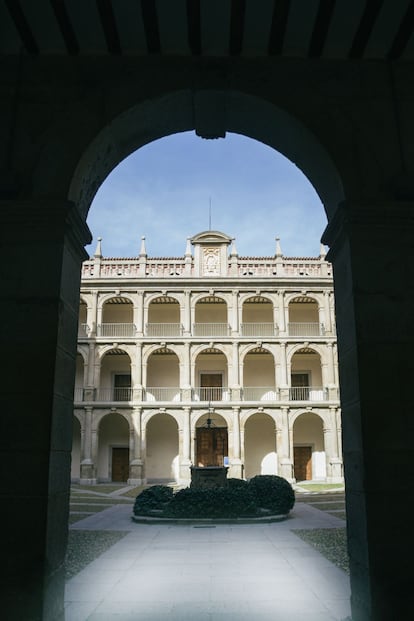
190,231 -> 232,246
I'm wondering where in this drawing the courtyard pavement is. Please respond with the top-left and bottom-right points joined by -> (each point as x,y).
64,501 -> 351,621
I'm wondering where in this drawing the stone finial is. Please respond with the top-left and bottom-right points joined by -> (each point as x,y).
139,236 -> 147,257
185,237 -> 192,257
94,236 -> 102,258
320,242 -> 327,258
230,237 -> 238,256
275,237 -> 282,257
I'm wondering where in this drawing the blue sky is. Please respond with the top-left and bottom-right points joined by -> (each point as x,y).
86,131 -> 327,259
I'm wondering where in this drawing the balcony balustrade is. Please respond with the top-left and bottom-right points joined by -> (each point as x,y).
242,387 -> 279,401
144,387 -> 182,401
192,323 -> 231,337
240,323 -> 276,337
78,323 -> 89,337
95,387 -> 133,401
289,386 -> 326,401
287,322 -> 324,336
193,386 -> 230,401
145,323 -> 183,337
74,385 -> 334,403
97,323 -> 136,337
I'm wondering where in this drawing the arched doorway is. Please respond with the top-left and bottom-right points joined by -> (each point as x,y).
195,412 -> 228,468
145,413 -> 179,483
98,413 -> 130,483
244,412 -> 277,479
293,412 -> 325,482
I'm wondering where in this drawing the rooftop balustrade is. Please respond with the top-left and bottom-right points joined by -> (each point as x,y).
82,255 -> 331,279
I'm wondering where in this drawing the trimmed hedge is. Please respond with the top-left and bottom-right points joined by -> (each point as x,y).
248,475 -> 295,514
133,476 -> 295,519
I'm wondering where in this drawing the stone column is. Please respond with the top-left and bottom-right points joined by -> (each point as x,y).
322,200 -> 414,621
231,289 -> 239,335
183,289 -> 191,336
278,406 -> 293,481
277,290 -> 286,334
323,290 -> 332,334
128,407 -> 143,484
229,406 -> 243,478
134,290 -> 144,336
80,406 -> 96,483
86,290 -> 98,336
0,199 -> 91,621
179,407 -> 192,484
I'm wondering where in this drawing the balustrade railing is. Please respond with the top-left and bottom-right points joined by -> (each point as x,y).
242,387 -> 279,401
97,323 -> 136,337
287,322 -> 324,336
289,386 -> 326,401
96,387 -> 133,401
82,255 -> 331,280
145,323 -> 183,336
144,387 -> 182,401
192,323 -> 230,337
73,387 -> 84,402
193,387 -> 230,401
240,323 -> 276,337
78,323 -> 89,337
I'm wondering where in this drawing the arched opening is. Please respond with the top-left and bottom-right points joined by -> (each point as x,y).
244,412 -> 277,478
100,296 -> 135,337
145,413 -> 179,483
293,412 -> 325,482
145,347 -> 180,402
241,295 -> 275,337
146,296 -> 181,336
193,295 -> 229,337
195,412 -> 228,468
194,348 -> 229,401
243,347 -> 276,401
290,347 -> 324,401
71,416 -> 81,482
98,413 -> 130,483
98,348 -> 132,401
288,296 -> 322,337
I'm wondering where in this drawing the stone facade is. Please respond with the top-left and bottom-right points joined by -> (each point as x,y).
73,230 -> 342,486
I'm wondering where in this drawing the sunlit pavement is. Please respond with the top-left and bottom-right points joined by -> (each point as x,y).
65,503 -> 350,621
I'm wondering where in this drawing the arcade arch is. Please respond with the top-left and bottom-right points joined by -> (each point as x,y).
194,348 -> 229,401
145,347 -> 180,402
98,348 -> 132,401
97,412 -> 130,482
193,295 -> 229,337
243,412 -> 277,479
100,296 -> 135,337
146,296 -> 181,336
242,347 -> 276,401
292,412 -> 325,482
145,413 -> 179,483
194,411 -> 228,468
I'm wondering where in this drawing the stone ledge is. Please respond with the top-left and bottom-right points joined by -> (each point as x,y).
131,513 -> 289,525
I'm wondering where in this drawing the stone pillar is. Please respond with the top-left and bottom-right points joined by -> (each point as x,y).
0,199 -> 91,621
128,407 -> 143,484
179,407 -> 192,484
323,290 -> 332,334
86,290 -> 98,336
183,289 -> 191,336
134,290 -> 144,336
277,290 -> 286,334
231,289 -> 239,335
229,406 -> 243,478
322,200 -> 414,621
278,407 -> 293,481
80,406 -> 96,483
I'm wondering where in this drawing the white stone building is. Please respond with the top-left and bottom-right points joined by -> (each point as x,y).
73,230 -> 342,486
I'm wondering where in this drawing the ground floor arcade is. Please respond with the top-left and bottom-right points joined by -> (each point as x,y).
72,406 -> 343,486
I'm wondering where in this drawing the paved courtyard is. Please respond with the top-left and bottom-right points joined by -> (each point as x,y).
65,500 -> 351,621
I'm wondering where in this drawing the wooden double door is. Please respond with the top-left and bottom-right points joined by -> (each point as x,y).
196,428 -> 228,467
